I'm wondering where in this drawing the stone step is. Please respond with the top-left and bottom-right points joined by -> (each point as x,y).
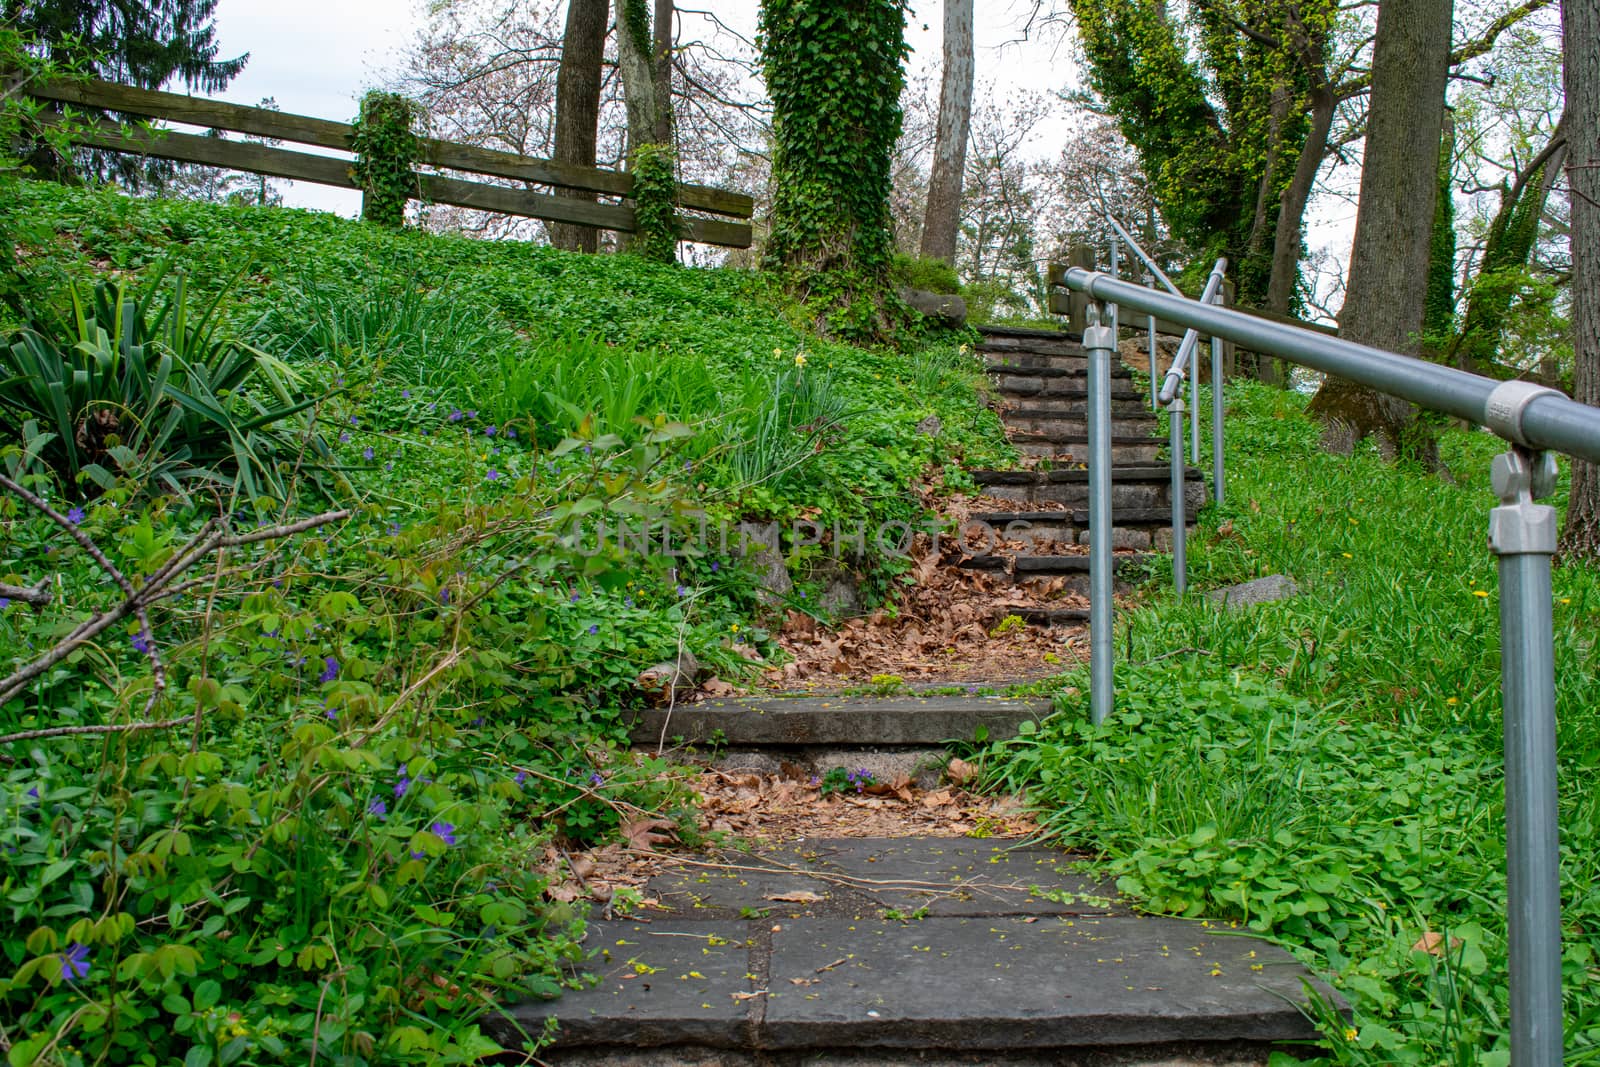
971,465 -> 1206,510
988,366 -> 1146,400
1014,437 -> 1163,464
626,694 -> 1053,748
960,552 -> 1155,592
504,837 -> 1341,1062
1000,397 -> 1154,420
999,409 -> 1162,440
965,507 -> 1189,551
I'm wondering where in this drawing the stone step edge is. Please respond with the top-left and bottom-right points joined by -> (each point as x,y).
970,465 -> 1204,484
626,694 -> 1054,746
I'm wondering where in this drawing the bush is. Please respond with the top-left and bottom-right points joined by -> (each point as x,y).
888,252 -> 960,295
0,267 -> 329,505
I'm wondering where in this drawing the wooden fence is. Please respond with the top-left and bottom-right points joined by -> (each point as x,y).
23,76 -> 755,248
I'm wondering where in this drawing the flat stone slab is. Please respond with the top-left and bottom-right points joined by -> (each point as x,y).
762,915 -> 1330,1049
628,694 -> 1053,747
645,838 -> 1121,921
534,919 -> 757,1048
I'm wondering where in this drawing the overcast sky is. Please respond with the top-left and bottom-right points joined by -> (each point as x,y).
201,0 -> 1078,215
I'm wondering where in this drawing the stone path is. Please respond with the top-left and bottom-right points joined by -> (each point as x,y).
499,838 -> 1335,1064
493,327 -> 1340,1062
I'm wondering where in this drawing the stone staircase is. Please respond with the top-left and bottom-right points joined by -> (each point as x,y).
968,324 -> 1205,556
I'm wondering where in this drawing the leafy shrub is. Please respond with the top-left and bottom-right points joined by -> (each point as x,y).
0,268 -> 328,504
889,252 -> 960,295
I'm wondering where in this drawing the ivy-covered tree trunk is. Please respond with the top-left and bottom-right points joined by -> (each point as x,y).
1560,0 -> 1600,561
760,0 -> 910,325
550,0 -> 609,253
919,0 -> 973,266
1447,113 -> 1567,375
1308,0 -> 1452,461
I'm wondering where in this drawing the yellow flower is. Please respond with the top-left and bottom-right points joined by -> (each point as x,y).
1345,1027 -> 1359,1042
1473,590 -> 1489,598
773,347 -> 782,357
1446,697 -> 1459,706
794,352 -> 807,367
1560,597 -> 1572,605
1341,552 -> 1353,559
730,623 -> 740,633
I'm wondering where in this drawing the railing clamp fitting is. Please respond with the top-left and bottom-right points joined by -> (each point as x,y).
1489,449 -> 1559,557
1485,381 -> 1561,448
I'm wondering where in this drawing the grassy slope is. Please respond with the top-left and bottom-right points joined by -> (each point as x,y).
0,181 -> 1017,1064
989,379 -> 1600,1064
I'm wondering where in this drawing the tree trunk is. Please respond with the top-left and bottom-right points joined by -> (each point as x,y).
652,0 -> 675,145
1448,113 -> 1567,374
1308,0 -> 1452,462
617,0 -> 657,156
549,0 -> 610,253
918,0 -> 973,265
1560,0 -> 1600,561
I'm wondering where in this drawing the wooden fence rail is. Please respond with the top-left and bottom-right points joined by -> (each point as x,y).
24,76 -> 756,248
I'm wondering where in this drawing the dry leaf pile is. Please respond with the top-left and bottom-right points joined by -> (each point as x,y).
535,766 -> 1040,912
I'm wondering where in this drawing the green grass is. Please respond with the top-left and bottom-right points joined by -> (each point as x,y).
986,379 -> 1600,1064
0,178 -> 1020,1064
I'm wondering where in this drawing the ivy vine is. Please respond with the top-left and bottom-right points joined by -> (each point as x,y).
629,142 -> 679,264
758,0 -> 910,330
350,91 -> 422,229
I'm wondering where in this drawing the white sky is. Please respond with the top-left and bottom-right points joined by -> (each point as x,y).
202,0 -> 1078,216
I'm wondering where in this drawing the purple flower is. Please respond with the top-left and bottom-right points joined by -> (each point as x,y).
431,821 -> 457,846
624,597 -> 634,609
363,447 -> 375,461
506,428 -> 517,439
402,389 -> 412,399
131,633 -> 151,654
486,469 -> 500,482
710,561 -> 720,573
60,943 -> 90,982
448,410 -> 464,422
513,771 -> 527,786
439,589 -> 451,605
339,431 -> 351,444
325,707 -> 338,720
582,444 -> 592,455
587,624 -> 598,635
385,462 -> 394,471
428,402 -> 437,411
395,775 -> 410,798
318,657 -> 340,683
677,585 -> 689,597
410,850 -> 427,860
0,598 -> 9,609
485,425 -> 497,437
368,798 -> 387,817
349,415 -> 359,426
26,786 -> 38,803
387,523 -> 401,537
466,410 -> 477,419
570,592 -> 580,603
66,506 -> 85,525
588,772 -> 604,788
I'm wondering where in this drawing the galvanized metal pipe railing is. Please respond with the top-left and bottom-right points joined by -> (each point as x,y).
1063,264 -> 1600,1067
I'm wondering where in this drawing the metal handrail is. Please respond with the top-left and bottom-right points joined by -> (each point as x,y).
1058,263 -> 1600,1067
1160,258 -> 1228,408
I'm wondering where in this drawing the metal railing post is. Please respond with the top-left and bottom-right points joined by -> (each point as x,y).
1168,395 -> 1187,595
1211,326 -> 1225,505
1147,310 -> 1159,411
1490,447 -> 1563,1067
1190,355 -> 1201,463
1084,303 -> 1116,726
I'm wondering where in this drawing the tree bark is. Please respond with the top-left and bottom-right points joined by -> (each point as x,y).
617,0 -> 657,156
1308,0 -> 1453,461
1560,0 -> 1600,560
652,0 -> 675,145
550,0 -> 610,253
919,0 -> 974,265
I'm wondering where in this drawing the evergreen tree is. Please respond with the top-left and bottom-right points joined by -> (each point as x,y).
8,0 -> 247,183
